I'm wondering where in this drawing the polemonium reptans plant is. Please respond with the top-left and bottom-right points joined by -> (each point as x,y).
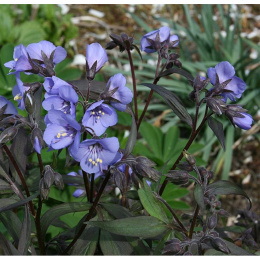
0,26 -> 256,256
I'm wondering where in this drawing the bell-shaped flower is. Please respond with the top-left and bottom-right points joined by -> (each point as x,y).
0,96 -> 18,115
71,137 -> 121,174
26,40 -> 67,66
43,76 -> 70,95
233,113 -> 253,130
43,109 -> 81,151
12,73 -> 30,110
86,43 -> 108,73
42,83 -> 78,117
105,73 -> 133,111
82,100 -> 117,136
207,61 -> 246,102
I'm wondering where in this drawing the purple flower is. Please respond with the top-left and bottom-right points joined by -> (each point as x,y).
26,40 -> 67,65
106,73 -> 133,111
12,73 -> 30,110
141,26 -> 179,53
43,110 -> 81,151
86,43 -> 108,72
0,96 -> 18,115
71,137 -> 121,174
67,170 -> 104,197
207,61 -> 246,101
43,76 -> 68,95
233,113 -> 253,130
82,100 -> 117,136
34,137 -> 42,154
42,82 -> 78,117
4,44 -> 30,74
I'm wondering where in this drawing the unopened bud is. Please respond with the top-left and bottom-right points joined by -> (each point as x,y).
24,93 -> 35,115
174,60 -> 182,68
183,150 -> 196,166
113,168 -> 127,193
54,172 -> 64,190
106,41 -> 117,50
43,165 -> 55,188
136,156 -> 156,167
133,163 -> 160,182
0,116 -> 16,129
207,213 -> 218,229
177,162 -> 194,172
0,126 -> 18,144
163,238 -> 181,255
165,170 -> 189,185
210,238 -> 230,254
166,62 -> 173,69
40,178 -> 50,200
169,53 -> 180,61
218,209 -> 229,218
31,127 -> 44,154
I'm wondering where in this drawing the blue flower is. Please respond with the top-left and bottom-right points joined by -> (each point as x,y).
12,73 -> 30,110
42,79 -> 78,117
71,137 -> 121,174
106,73 -> 133,111
86,43 -> 108,72
82,100 -> 117,136
141,26 -> 179,53
43,110 -> 81,152
67,170 -> 105,198
0,96 -> 18,115
207,61 -> 246,102
233,113 -> 253,130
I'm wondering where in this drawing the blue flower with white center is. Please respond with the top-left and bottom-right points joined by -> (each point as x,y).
42,83 -> 78,117
207,61 -> 246,102
82,100 -> 117,136
71,137 -> 121,174
106,73 -> 133,112
43,110 -> 81,152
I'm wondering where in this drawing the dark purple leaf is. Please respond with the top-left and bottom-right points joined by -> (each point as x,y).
207,117 -> 225,150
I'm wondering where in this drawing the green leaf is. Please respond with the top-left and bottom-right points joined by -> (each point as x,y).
204,249 -> 226,255
41,202 -> 92,239
207,180 -> 251,209
159,67 -> 194,82
0,231 -> 20,255
126,237 -> 151,255
138,180 -> 169,223
194,184 -> 205,211
0,192 -> 38,213
224,240 -> 254,255
207,117 -> 225,150
100,203 -> 133,219
70,226 -> 99,255
141,83 -> 193,127
88,216 -> 169,239
163,126 -> 180,161
99,230 -> 133,255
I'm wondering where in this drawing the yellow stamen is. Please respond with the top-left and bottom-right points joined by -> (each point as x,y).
99,159 -> 103,163
96,159 -> 100,162
14,94 -> 22,101
61,133 -> 67,137
92,161 -> 95,165
95,163 -> 97,166
102,112 -> 105,115
89,159 -> 92,162
15,58 -> 18,61
97,116 -> 100,119
98,111 -> 101,114
57,133 -> 61,138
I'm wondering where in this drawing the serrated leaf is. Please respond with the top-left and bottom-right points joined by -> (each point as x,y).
207,180 -> 251,209
141,83 -> 193,127
207,117 -> 225,150
99,230 -> 133,255
87,216 -> 169,238
194,184 -> 205,211
41,202 -> 92,239
138,180 -> 169,223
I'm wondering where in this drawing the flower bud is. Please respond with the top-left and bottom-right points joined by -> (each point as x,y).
174,60 -> 182,68
177,162 -> 194,172
169,53 -> 180,61
40,178 -> 50,200
54,172 -> 64,190
183,150 -> 196,166
113,167 -> 127,193
136,156 -> 156,167
218,209 -> 229,218
43,165 -> 55,188
133,163 -> 160,182
0,126 -> 18,144
166,62 -> 173,69
106,41 -> 117,50
163,238 -> 181,255
165,170 -> 189,185
24,92 -> 35,115
207,213 -> 218,230
31,127 -> 44,154
210,237 -> 230,254
0,116 -> 16,130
